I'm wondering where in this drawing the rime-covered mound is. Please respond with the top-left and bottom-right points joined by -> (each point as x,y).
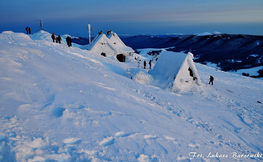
149,51 -> 201,92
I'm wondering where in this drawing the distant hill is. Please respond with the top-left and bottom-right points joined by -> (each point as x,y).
71,36 -> 90,45
121,34 -> 263,76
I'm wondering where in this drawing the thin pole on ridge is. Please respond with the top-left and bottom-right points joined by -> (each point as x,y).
35,19 -> 44,31
87,24 -> 93,44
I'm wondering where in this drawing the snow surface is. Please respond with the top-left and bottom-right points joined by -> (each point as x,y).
233,66 -> 263,77
0,30 -> 263,162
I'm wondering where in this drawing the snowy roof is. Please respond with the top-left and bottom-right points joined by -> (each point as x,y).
87,32 -> 134,56
87,33 -> 113,51
150,51 -> 201,91
107,32 -> 134,52
87,33 -> 122,56
107,32 -> 126,46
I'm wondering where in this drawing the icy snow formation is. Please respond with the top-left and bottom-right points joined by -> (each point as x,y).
150,51 -> 201,92
0,31 -> 263,162
87,33 -> 122,58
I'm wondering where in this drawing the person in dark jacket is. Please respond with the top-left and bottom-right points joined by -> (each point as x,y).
144,60 -> 146,69
51,33 -> 55,42
149,60 -> 152,69
56,35 -> 61,44
25,27 -> 29,35
209,75 -> 214,85
66,36 -> 72,47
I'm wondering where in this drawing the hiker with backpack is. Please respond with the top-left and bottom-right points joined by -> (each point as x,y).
51,33 -> 55,42
66,36 -> 72,47
209,76 -> 214,85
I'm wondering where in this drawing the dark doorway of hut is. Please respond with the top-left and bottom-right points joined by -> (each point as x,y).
101,53 -> 106,57
116,54 -> 125,62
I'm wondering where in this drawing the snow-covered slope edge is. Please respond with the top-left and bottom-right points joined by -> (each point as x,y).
0,31 -> 262,162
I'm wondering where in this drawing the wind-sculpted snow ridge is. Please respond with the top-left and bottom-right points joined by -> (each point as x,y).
0,31 -> 263,161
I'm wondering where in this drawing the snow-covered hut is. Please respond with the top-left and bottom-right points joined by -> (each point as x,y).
107,31 -> 134,56
149,51 -> 201,92
87,33 -> 121,57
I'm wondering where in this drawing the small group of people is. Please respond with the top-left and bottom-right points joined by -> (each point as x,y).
144,60 -> 152,69
135,57 -> 152,69
51,33 -> 62,44
51,33 -> 72,47
25,27 -> 31,35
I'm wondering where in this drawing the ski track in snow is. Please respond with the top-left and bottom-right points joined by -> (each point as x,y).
0,31 -> 263,161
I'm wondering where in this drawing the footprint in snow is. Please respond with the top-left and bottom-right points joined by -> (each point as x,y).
99,137 -> 115,146
7,132 -> 16,138
52,107 -> 66,117
63,138 -> 82,145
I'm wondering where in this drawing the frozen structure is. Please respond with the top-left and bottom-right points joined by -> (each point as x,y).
87,33 -> 120,57
149,51 -> 201,92
107,31 -> 134,56
87,31 -> 134,62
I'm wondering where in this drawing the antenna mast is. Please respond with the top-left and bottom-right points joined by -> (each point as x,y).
87,24 -> 92,44
35,19 -> 44,31
40,19 -> 44,30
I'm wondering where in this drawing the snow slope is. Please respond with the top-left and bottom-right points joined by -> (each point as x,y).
0,31 -> 263,162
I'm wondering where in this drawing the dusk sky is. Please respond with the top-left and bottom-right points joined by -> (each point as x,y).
1,0 -> 263,37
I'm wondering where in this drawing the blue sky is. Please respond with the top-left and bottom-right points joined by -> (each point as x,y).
1,0 -> 263,37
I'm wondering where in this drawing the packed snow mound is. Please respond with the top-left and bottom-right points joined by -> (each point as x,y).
150,51 -> 201,92
126,68 -> 153,84
0,31 -> 263,162
29,30 -> 54,41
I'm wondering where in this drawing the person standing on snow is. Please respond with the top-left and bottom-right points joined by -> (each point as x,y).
138,59 -> 141,67
66,36 -> 72,47
51,33 -> 55,42
57,35 -> 62,44
144,60 -> 146,69
149,60 -> 152,69
25,27 -> 29,35
209,75 -> 214,85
